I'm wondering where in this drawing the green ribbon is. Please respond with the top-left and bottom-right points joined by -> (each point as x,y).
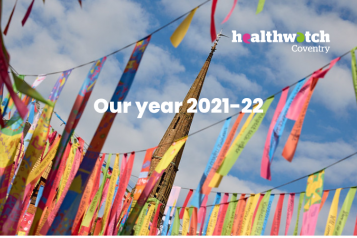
256,0 -> 266,14
252,190 -> 272,235
12,70 -> 54,107
222,193 -> 238,235
172,207 -> 181,236
333,187 -> 357,235
293,192 -> 305,235
350,47 -> 357,105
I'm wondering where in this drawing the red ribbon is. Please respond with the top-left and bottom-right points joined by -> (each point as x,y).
4,0 -> 18,35
270,194 -> 285,235
22,0 -> 35,26
179,189 -> 194,219
210,0 -> 218,42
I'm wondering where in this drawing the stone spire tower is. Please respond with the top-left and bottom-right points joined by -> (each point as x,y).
147,40 -> 219,222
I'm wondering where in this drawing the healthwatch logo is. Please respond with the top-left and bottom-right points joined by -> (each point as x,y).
232,30 -> 330,53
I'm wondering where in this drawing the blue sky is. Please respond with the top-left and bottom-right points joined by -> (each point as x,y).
3,0 -> 357,234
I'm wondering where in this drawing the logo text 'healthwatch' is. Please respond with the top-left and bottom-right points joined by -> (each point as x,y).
232,30 -> 330,53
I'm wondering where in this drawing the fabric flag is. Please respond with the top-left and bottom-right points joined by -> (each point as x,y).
201,113 -> 244,195
164,186 -> 181,217
251,191 -> 271,235
139,204 -> 156,236
221,193 -> 238,235
251,194 -> 264,227
188,207 -> 198,235
270,194 -> 284,235
198,195 -> 208,223
32,58 -> 106,235
203,193 -> 221,236
182,207 -> 190,236
285,193 -> 295,235
12,71 -> 53,107
106,152 -> 135,235
180,189 -> 193,219
320,190 -> 329,212
198,206 -> 206,235
269,78 -> 306,163
293,192 -> 305,235
261,87 -> 289,180
286,79 -> 312,121
48,37 -> 151,235
256,0 -> 266,14
206,202 -> 220,236
242,194 -> 261,235
21,0 -> 35,26
0,101 -> 33,211
301,170 -> 325,235
231,195 -> 246,235
222,0 -> 238,24
213,193 -> 229,235
161,206 -> 172,236
333,187 -> 357,235
354,215 -> 357,236
261,194 -> 275,235
240,195 -> 254,235
134,202 -> 149,235
71,155 -> 105,235
134,147 -> 157,201
150,203 -> 162,236
350,47 -> 357,104
79,154 -> 112,235
191,118 -> 230,208
214,96 -> 274,187
282,57 -> 340,161
0,70 -> 71,235
120,136 -> 187,235
324,188 -> 342,235
170,7 -> 197,47
0,15 -> 28,121
39,139 -> 84,235
171,207 -> 181,236
210,0 -> 218,42
3,0 -> 17,35
100,153 -> 120,234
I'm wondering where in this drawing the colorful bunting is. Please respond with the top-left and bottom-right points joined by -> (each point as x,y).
182,207 -> 190,236
139,204 -> 156,236
188,207 -> 198,235
170,8 -> 197,48
191,118 -> 230,208
282,57 -> 340,161
48,36 -> 151,235
350,47 -> 357,104
293,192 -> 305,235
134,147 -> 156,201
231,194 -> 246,235
221,193 -> 238,235
333,187 -> 357,235
262,194 -> 275,235
180,189 -> 193,219
120,136 -> 187,235
213,193 -> 229,235
201,113 -> 244,195
251,191 -> 271,235
171,207 -> 181,236
325,188 -> 342,235
271,194 -> 285,235
285,193 -> 295,235
320,190 -> 329,212
301,170 -> 325,235
261,87 -> 289,180
202,193 -> 221,236
214,96 -> 274,187
150,203 -> 162,236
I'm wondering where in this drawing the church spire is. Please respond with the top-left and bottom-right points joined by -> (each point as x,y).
145,37 -> 222,223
